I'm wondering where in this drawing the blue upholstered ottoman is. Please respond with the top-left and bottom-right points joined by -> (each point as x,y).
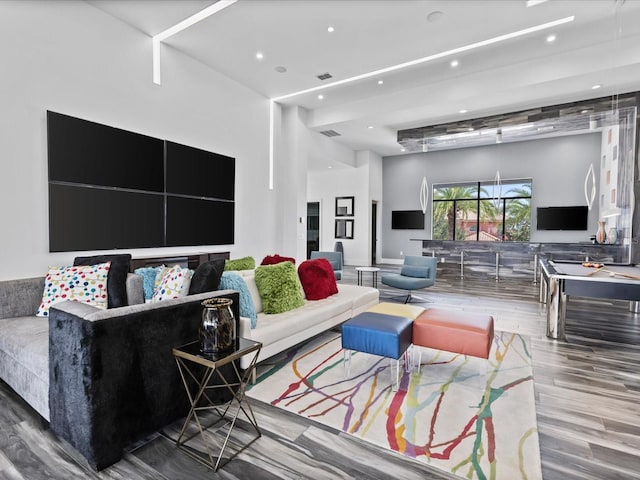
341,311 -> 413,390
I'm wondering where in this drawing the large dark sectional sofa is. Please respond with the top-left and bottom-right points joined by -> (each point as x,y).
0,273 -> 239,471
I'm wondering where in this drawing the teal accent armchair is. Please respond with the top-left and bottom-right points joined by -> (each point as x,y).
310,251 -> 343,280
381,255 -> 437,303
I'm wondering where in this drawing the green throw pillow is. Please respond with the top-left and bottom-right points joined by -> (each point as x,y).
254,261 -> 304,314
224,256 -> 256,271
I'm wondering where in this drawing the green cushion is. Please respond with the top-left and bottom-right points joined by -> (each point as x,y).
224,256 -> 256,271
254,261 -> 304,314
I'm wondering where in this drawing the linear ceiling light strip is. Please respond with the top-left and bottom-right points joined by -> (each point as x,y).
152,0 -> 238,85
272,16 -> 574,102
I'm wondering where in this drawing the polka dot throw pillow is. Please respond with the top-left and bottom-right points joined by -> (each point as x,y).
152,264 -> 193,302
36,262 -> 110,317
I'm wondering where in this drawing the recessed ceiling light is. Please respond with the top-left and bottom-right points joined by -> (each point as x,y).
450,59 -> 459,68
255,52 -> 264,60
546,34 -> 556,43
581,109 -> 590,114
378,80 -> 384,85
459,109 -> 468,114
401,148 -> 407,152
592,84 -> 602,89
327,26 -> 335,33
317,94 -> 324,100
367,125 -> 374,129
274,66 -> 287,73
427,11 -> 444,23
328,165 -> 333,169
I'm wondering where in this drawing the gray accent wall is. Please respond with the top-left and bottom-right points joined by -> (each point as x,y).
382,133 -> 602,259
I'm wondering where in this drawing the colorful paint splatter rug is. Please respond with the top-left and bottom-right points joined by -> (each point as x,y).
247,331 -> 542,480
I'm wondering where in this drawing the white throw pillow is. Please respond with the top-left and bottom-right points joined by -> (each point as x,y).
152,264 -> 193,302
36,262 -> 110,317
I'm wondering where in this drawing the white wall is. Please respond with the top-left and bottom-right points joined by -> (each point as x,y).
382,133 -> 602,259
307,149 -> 382,266
0,1 -> 280,280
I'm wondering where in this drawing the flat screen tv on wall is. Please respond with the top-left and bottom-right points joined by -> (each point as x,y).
391,210 -> 425,230
536,206 -> 588,231
47,111 -> 235,252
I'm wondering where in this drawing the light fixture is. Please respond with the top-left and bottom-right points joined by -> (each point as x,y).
401,148 -> 407,152
317,94 -> 324,100
152,0 -> 238,85
493,170 -> 502,210
592,84 -> 602,90
459,109 -> 468,114
377,80 -> 384,85
546,34 -> 556,43
450,59 -> 459,67
496,128 -> 503,143
584,163 -> 596,210
419,176 -> 429,214
327,26 -> 335,33
255,52 -> 264,60
367,125 -> 374,129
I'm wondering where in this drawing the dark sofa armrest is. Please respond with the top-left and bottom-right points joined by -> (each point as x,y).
48,289 -> 239,470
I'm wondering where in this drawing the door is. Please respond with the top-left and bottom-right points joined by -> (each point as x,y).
307,202 -> 320,259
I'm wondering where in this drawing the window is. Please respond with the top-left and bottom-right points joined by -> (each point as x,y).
432,179 -> 531,241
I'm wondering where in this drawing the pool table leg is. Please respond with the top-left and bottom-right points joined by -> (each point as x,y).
546,276 -> 567,340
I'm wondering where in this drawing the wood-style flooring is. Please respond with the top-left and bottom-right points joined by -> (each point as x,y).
0,264 -> 639,479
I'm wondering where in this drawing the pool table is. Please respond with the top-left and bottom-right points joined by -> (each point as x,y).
539,259 -> 640,340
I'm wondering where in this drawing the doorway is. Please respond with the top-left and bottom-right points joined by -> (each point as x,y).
371,201 -> 377,265
306,202 -> 320,259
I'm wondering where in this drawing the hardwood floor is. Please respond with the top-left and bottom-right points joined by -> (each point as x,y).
1,264 -> 639,479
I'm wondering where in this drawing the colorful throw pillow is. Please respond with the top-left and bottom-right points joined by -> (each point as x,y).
298,258 -> 339,300
152,265 -> 193,302
260,254 -> 296,266
189,258 -> 225,295
134,266 -> 163,300
219,272 -> 258,328
74,253 -> 131,308
224,256 -> 256,271
254,261 -> 304,314
36,262 -> 110,317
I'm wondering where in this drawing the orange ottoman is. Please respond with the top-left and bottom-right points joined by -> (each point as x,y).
412,308 -> 494,364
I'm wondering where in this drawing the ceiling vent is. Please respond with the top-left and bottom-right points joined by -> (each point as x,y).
316,72 -> 333,81
320,129 -> 341,137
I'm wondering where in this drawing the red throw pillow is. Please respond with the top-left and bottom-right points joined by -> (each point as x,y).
261,254 -> 296,266
298,258 -> 338,300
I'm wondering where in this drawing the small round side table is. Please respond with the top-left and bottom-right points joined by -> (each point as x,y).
355,266 -> 381,288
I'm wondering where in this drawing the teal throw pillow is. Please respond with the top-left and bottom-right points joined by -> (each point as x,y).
219,272 -> 257,328
224,256 -> 256,271
254,261 -> 304,314
134,266 -> 162,300
401,265 -> 430,278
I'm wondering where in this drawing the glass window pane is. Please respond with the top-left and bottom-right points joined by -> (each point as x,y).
432,200 -> 454,240
455,200 -> 478,241
479,199 -> 502,241
433,183 -> 478,200
504,198 -> 531,241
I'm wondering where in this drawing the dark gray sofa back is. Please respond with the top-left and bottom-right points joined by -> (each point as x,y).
48,289 -> 240,470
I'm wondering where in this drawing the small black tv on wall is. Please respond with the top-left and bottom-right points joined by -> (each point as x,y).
536,206 -> 588,231
392,210 -> 425,230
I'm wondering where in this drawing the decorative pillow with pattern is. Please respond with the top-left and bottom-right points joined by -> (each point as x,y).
36,262 -> 111,317
152,265 -> 193,302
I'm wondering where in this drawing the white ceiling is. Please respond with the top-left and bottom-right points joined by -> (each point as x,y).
88,0 -> 640,168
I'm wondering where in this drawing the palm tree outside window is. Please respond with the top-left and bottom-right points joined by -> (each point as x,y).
432,179 -> 532,241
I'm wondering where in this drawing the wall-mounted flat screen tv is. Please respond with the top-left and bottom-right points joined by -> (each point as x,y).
536,206 -> 588,231
47,111 -> 235,252
392,210 -> 425,230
